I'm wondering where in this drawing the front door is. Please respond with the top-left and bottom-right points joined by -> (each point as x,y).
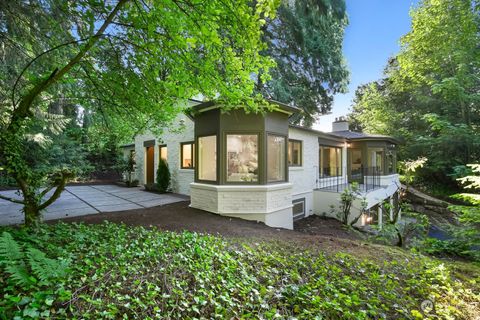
348,148 -> 362,184
145,146 -> 155,184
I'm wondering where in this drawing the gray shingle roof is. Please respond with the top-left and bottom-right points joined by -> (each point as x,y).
328,130 -> 400,143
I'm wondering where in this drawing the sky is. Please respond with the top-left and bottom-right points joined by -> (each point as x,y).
313,0 -> 418,132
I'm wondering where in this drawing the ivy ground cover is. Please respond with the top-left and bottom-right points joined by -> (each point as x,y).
0,222 -> 478,319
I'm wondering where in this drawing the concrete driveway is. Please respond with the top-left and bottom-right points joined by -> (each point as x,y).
0,185 -> 186,226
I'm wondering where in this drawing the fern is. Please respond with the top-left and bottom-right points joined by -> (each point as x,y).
0,231 -> 24,263
0,231 -> 69,288
5,263 -> 35,287
26,247 -> 68,282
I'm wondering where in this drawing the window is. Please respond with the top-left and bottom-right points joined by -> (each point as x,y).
226,134 -> 258,182
349,148 -> 362,181
159,145 -> 167,161
292,198 -> 305,221
368,148 -> 383,173
198,135 -> 217,181
386,150 -> 396,174
320,146 -> 342,177
267,135 -> 286,182
288,140 -> 302,166
181,142 -> 195,169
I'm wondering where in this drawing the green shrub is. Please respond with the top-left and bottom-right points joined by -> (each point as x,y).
420,164 -> 480,262
156,158 -> 170,193
125,179 -> 139,187
375,208 -> 430,248
422,204 -> 480,262
330,182 -> 367,226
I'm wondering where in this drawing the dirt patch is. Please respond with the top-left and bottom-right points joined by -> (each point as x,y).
294,215 -> 362,240
56,201 -> 356,240
51,201 -> 398,260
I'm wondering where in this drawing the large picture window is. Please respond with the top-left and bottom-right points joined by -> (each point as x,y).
267,135 -> 286,182
181,142 -> 195,169
320,146 -> 342,177
198,135 -> 217,181
226,134 -> 258,182
288,140 -> 302,166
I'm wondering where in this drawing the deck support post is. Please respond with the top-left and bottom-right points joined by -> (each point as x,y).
378,205 -> 383,229
389,197 -> 394,221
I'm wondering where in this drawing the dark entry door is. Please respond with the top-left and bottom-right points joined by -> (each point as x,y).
146,146 -> 155,184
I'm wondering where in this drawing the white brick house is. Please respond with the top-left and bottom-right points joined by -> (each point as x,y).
122,102 -> 400,230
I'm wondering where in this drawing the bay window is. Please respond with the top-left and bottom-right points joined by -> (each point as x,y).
226,134 -> 258,182
267,135 -> 286,182
386,149 -> 396,174
368,148 -> 384,173
198,135 -> 217,181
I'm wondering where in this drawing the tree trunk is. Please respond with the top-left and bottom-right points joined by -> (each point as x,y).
0,1 -> 127,227
24,201 -> 41,228
396,227 -> 403,247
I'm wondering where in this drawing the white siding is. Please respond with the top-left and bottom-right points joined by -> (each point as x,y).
130,116 -> 401,230
133,114 -> 194,195
287,128 -> 318,218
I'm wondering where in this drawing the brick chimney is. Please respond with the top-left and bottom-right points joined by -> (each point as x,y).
332,116 -> 349,132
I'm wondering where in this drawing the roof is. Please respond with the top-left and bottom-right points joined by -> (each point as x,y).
120,143 -> 135,149
289,125 -> 400,144
288,125 -> 346,143
189,99 -> 301,116
328,130 -> 400,144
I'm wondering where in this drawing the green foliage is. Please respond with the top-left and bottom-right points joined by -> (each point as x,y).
118,151 -> 138,187
376,206 -> 430,248
85,133 -> 123,177
0,231 -> 70,318
398,157 -> 428,187
259,0 -> 349,126
331,183 -> 367,226
0,232 -> 69,287
349,0 -> 480,186
457,164 -> 480,191
1,223 -> 479,319
419,164 -> 480,261
443,164 -> 480,261
156,158 -> 171,193
1,0 -> 279,225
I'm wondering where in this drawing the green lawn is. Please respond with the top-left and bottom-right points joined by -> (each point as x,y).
1,222 -> 479,319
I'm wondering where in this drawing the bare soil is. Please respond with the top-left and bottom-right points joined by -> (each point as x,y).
57,201 -> 354,238
52,201 -> 390,258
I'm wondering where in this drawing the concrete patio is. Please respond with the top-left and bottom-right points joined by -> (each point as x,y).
0,185 -> 186,226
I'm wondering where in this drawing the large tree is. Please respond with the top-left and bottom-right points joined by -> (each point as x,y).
350,0 -> 480,186
0,0 -> 278,226
258,0 -> 349,126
